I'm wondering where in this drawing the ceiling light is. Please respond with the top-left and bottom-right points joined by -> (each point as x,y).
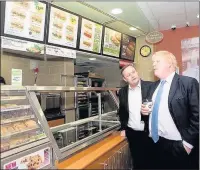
197,14 -> 199,18
111,8 -> 123,14
89,58 -> 96,61
129,27 -> 137,31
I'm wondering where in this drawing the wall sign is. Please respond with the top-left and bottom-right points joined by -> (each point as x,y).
11,69 -> 22,86
145,31 -> 163,44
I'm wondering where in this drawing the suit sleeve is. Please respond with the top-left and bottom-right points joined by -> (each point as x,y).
184,78 -> 199,146
118,89 -> 126,131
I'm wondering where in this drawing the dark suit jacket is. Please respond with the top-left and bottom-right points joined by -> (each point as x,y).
149,73 -> 199,147
118,80 -> 153,132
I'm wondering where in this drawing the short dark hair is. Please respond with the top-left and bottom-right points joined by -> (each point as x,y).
121,63 -> 135,75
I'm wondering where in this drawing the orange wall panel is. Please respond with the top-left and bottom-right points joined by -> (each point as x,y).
154,25 -> 199,74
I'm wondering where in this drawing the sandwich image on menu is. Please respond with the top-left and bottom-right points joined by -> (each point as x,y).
83,22 -> 93,47
110,32 -> 121,47
52,31 -> 62,39
54,10 -> 67,21
125,41 -> 135,57
121,35 -> 136,60
31,14 -> 42,24
66,25 -> 74,42
11,8 -> 26,19
53,21 -> 63,30
10,21 -> 24,31
29,25 -> 41,35
14,1 -> 30,9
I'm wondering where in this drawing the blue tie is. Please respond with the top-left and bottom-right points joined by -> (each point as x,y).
151,80 -> 166,143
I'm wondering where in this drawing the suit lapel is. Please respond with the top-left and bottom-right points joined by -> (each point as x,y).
168,73 -> 179,106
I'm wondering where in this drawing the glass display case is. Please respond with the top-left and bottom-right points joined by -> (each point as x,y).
1,86 -> 54,169
26,86 -> 120,161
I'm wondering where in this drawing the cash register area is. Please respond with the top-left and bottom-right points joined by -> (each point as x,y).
0,1 -> 199,169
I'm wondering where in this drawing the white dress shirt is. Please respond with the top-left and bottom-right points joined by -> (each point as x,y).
149,72 -> 193,149
127,81 -> 144,131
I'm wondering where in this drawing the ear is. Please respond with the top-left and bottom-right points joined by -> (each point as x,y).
123,77 -> 127,82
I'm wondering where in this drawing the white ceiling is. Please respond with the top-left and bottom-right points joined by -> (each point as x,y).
52,1 -> 153,37
137,2 -> 199,31
52,1 -> 199,67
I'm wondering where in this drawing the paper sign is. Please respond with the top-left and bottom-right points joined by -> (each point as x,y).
11,69 -> 22,86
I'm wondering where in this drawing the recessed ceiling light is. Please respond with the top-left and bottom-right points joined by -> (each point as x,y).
197,14 -> 199,18
89,58 -> 96,61
129,27 -> 137,31
111,8 -> 123,14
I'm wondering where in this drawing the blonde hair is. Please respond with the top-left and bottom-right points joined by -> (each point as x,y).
152,51 -> 178,70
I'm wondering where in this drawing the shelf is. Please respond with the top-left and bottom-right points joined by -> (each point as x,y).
1,105 -> 31,112
1,127 -> 40,139
1,133 -> 47,153
1,115 -> 35,125
1,96 -> 26,101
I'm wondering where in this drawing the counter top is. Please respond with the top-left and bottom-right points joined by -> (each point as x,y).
56,131 -> 125,169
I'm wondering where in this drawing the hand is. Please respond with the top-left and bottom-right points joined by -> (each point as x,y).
141,104 -> 150,115
120,130 -> 126,137
183,143 -> 191,154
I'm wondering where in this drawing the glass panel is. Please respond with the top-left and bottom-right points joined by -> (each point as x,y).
1,89 -> 47,153
52,121 -> 119,149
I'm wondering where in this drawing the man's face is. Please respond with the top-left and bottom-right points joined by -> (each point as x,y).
152,55 -> 171,79
123,66 -> 140,86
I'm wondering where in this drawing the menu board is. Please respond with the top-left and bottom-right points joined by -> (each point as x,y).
48,6 -> 79,48
4,1 -> 46,41
79,18 -> 103,53
121,34 -> 136,61
103,27 -> 121,57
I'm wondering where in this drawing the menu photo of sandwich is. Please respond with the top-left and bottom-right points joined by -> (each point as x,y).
54,9 -> 66,21
14,1 -> 30,9
29,25 -> 41,35
66,25 -> 74,34
66,34 -> 74,42
125,41 -> 135,58
26,44 -> 43,54
31,13 -> 42,24
11,8 -> 26,19
10,21 -> 24,31
52,30 -> 62,39
83,40 -> 92,47
53,21 -> 63,30
110,32 -> 121,47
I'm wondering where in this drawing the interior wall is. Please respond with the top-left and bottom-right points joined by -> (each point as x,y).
134,36 -> 154,81
94,63 -> 123,87
1,52 -> 74,86
154,25 -> 199,74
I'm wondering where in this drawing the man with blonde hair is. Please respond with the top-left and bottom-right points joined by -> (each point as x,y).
141,51 -> 199,169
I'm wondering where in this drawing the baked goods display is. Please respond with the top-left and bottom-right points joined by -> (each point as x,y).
0,95 -> 46,153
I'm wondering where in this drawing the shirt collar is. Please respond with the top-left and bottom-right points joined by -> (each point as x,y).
163,72 -> 175,85
129,80 -> 141,90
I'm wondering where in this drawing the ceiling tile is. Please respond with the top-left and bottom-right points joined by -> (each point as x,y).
106,21 -> 144,37
148,2 -> 185,19
85,2 -> 152,33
